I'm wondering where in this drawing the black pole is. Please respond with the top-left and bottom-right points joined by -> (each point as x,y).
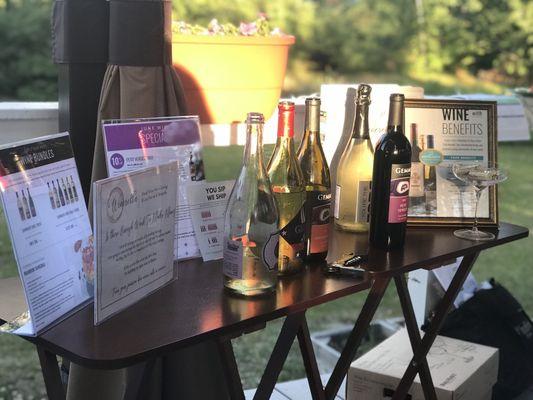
52,0 -> 109,201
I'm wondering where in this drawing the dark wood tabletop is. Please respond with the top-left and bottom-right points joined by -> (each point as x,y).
25,222 -> 528,370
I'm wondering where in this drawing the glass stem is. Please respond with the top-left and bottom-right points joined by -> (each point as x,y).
472,188 -> 482,232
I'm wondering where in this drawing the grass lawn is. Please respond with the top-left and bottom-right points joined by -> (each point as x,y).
0,141 -> 531,397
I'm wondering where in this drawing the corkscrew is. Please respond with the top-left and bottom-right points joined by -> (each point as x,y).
325,252 -> 367,277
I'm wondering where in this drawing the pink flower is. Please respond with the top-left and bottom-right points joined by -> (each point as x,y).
239,22 -> 258,36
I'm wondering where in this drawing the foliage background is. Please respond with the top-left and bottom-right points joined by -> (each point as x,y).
0,0 -> 532,101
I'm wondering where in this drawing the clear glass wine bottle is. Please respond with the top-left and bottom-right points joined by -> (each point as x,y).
223,112 -> 279,296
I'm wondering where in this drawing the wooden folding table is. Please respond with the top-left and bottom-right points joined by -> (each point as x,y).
24,222 -> 528,400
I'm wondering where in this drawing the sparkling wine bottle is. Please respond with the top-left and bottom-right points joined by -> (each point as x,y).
268,101 -> 306,275
408,123 -> 425,209
334,84 -> 374,232
369,93 -> 412,249
297,97 -> 331,262
223,112 -> 279,296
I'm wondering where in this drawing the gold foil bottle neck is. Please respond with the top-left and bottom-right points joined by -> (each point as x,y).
356,84 -> 372,106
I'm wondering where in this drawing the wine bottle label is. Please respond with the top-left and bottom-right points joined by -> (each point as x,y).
355,181 -> 372,223
420,149 -> 443,166
388,163 -> 411,223
334,185 -> 341,219
306,191 -> 331,254
409,162 -> 425,198
262,232 -> 279,271
222,238 -> 243,279
280,206 -> 306,258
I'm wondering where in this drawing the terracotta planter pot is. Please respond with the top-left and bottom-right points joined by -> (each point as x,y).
172,34 -> 295,124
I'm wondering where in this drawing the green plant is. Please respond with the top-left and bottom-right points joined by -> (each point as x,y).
0,0 -> 57,101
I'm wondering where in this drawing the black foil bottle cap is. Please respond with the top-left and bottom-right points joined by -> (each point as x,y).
390,93 -> 405,102
388,93 -> 405,130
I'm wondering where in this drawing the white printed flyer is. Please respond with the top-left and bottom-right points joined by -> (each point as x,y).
0,133 -> 93,336
102,116 -> 205,260
93,162 -> 177,325
186,180 -> 235,262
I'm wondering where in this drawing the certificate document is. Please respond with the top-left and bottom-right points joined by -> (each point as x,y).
102,117 -> 204,260
93,162 -> 177,325
0,133 -> 92,336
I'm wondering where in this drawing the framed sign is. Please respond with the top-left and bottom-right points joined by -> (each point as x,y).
405,99 -> 498,227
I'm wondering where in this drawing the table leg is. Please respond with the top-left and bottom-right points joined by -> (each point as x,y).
325,275 -> 391,400
394,275 -> 437,400
392,252 -> 479,400
217,337 -> 245,400
297,316 -> 326,400
123,358 -> 157,400
36,346 -> 66,400
253,312 -> 306,400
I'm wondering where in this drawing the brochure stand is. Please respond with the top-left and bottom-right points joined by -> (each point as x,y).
102,116 -> 205,260
0,133 -> 93,336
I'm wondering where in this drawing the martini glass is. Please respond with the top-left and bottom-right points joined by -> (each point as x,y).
452,162 -> 507,241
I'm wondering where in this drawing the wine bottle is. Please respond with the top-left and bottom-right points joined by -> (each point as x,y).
28,187 -> 36,217
424,134 -> 437,213
334,83 -> 374,232
70,176 -> 79,202
369,93 -> 412,249
297,97 -> 331,261
408,123 -> 425,209
223,112 -> 279,296
47,182 -> 56,209
65,177 -> 73,203
57,179 -> 65,206
267,101 -> 306,275
61,178 -> 70,204
21,189 -> 31,219
16,191 -> 25,220
52,181 -> 60,208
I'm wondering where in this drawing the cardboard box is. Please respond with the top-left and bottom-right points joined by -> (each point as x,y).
347,329 -> 498,400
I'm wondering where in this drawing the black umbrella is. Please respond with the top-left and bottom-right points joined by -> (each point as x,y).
54,0 -> 230,398
90,0 -> 187,186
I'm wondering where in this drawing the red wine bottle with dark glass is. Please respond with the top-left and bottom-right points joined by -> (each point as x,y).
369,94 -> 412,249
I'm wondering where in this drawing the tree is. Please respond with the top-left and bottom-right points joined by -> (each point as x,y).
0,0 -> 57,101
420,0 -> 533,85
306,0 -> 418,74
